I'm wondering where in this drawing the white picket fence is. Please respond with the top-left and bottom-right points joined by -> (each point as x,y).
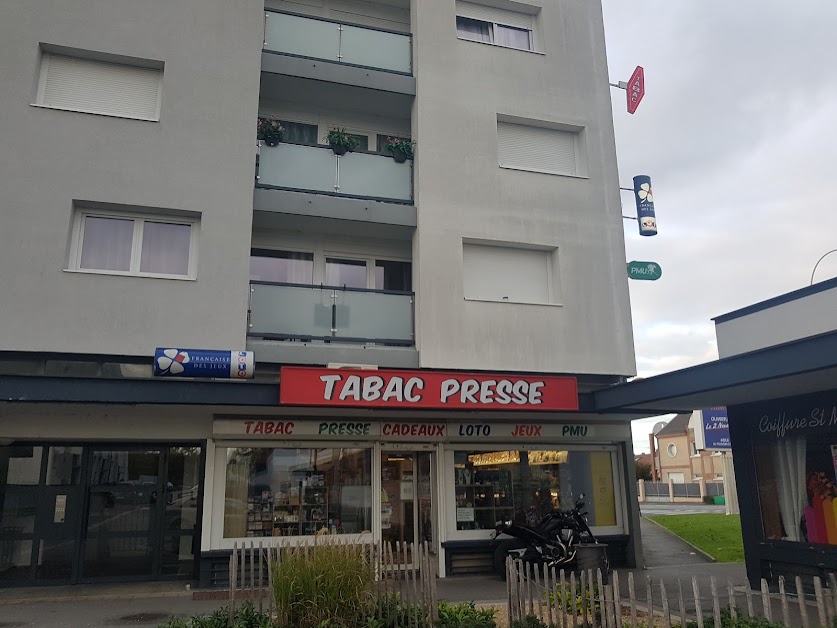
507,559 -> 837,628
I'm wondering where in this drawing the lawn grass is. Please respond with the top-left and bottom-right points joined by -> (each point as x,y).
648,514 -> 744,562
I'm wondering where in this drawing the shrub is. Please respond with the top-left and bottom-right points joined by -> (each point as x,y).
157,602 -> 272,628
511,615 -> 554,628
685,609 -> 787,628
271,541 -> 376,628
366,592 -> 428,628
436,601 -> 497,628
548,582 -> 600,616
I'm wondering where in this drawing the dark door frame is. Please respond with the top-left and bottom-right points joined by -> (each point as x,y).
0,440 -> 205,587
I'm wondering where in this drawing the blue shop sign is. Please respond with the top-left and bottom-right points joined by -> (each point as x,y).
702,406 -> 731,451
633,174 -> 657,237
154,348 -> 255,379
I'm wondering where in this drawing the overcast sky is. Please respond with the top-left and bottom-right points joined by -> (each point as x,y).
601,1 -> 837,452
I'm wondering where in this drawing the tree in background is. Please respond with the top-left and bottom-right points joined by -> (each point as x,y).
635,460 -> 652,481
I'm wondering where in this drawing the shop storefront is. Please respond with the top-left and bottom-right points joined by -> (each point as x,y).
197,366 -> 637,581
730,389 -> 837,583
0,367 -> 643,587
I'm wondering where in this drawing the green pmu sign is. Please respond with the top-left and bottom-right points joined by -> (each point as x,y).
627,261 -> 662,281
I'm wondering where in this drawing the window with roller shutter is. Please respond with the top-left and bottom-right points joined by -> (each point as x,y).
34,52 -> 163,121
496,121 -> 580,176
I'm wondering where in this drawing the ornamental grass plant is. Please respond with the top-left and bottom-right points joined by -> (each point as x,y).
271,541 -> 376,628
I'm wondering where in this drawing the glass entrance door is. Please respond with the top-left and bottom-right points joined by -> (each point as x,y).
82,446 -> 202,581
84,449 -> 163,578
381,451 -> 433,565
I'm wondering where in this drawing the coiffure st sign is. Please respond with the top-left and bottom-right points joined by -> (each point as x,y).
279,367 -> 578,411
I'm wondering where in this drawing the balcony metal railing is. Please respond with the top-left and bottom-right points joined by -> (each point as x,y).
248,281 -> 415,346
256,142 -> 413,203
264,10 -> 413,75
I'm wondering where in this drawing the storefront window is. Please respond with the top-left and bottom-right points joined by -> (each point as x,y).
453,449 -> 616,531
755,435 -> 837,545
222,447 -> 372,538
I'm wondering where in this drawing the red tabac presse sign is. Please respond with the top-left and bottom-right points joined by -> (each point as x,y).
279,367 -> 578,411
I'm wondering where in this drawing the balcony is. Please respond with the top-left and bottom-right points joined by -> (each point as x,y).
256,142 -> 413,204
262,10 -> 415,95
264,10 -> 411,74
248,281 -> 414,345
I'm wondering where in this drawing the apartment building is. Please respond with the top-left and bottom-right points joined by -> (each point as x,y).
0,0 -> 640,586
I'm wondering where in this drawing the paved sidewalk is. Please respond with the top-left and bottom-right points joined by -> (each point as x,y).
0,516 -> 747,626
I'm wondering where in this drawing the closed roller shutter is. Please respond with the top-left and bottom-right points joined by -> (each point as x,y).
455,0 -> 532,29
497,121 -> 577,175
463,243 -> 551,303
40,53 -> 162,121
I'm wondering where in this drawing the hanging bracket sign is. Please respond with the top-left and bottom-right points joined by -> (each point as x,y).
627,261 -> 662,281
626,65 -> 645,114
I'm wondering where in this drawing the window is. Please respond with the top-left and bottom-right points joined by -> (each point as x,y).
456,16 -> 532,51
667,444 -> 678,457
326,258 -> 368,289
222,447 -> 372,538
35,52 -> 162,121
755,434 -> 837,545
455,0 -> 536,52
497,121 -> 580,176
70,211 -> 196,278
375,260 -> 412,291
453,449 -> 617,531
463,242 -> 553,304
250,250 -> 314,283
277,120 -> 319,145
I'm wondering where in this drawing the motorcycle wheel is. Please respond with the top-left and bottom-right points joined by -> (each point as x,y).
493,539 -> 527,579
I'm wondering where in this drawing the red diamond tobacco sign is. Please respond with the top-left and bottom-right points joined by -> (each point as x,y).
627,66 -> 645,114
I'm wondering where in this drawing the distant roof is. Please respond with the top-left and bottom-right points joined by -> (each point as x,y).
655,413 -> 690,438
713,275 -> 837,323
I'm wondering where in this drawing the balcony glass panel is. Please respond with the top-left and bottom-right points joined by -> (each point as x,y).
258,144 -> 336,194
258,144 -> 413,202
249,283 -> 334,339
264,11 -> 411,75
340,25 -> 411,74
249,283 -> 414,344
338,151 -> 412,201
335,290 -> 413,343
264,12 -> 340,63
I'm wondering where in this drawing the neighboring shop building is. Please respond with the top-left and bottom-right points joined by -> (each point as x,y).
594,277 -> 837,588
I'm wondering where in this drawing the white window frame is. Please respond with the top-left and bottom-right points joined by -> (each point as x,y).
34,52 -> 163,122
68,209 -> 198,280
455,15 -> 534,52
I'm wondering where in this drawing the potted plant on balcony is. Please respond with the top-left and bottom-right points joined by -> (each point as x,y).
326,128 -> 360,156
257,115 -> 285,147
384,136 -> 415,163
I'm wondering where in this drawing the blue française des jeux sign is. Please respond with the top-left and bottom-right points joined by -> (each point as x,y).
633,174 -> 658,236
154,348 -> 255,379
702,406 -> 731,450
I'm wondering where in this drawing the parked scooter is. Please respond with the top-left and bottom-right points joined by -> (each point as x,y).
492,493 -> 606,578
